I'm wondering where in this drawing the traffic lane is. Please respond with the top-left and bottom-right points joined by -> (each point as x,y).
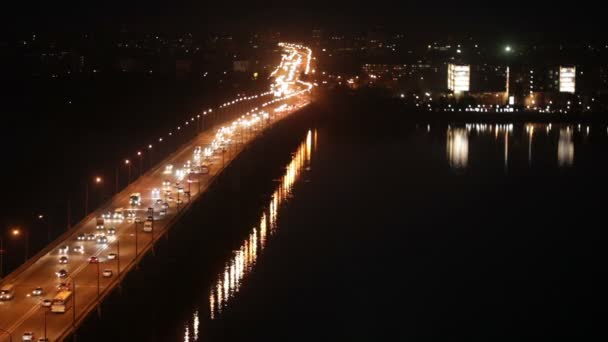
2,93 -> 308,337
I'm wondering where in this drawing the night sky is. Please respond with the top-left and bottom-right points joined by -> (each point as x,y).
1,1 -> 604,39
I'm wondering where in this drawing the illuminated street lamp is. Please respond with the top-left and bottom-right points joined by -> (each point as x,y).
148,144 -> 154,165
37,214 -> 52,243
0,236 -> 4,279
85,177 -> 103,215
137,151 -> 143,176
125,159 -> 132,183
11,227 -> 29,263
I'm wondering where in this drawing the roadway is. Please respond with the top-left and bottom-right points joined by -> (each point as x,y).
0,43 -> 313,342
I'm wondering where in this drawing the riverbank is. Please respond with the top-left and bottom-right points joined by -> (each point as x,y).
317,87 -> 608,124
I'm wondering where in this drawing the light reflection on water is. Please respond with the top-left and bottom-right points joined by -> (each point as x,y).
558,128 -> 574,167
444,123 -> 598,170
446,128 -> 468,169
182,129 -> 314,341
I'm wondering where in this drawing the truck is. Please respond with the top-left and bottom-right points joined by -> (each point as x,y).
129,193 -> 142,206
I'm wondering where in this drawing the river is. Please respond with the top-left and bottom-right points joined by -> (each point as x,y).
75,94 -> 605,340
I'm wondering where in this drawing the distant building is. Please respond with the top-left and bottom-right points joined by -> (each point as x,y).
559,66 -> 576,93
447,64 -> 470,93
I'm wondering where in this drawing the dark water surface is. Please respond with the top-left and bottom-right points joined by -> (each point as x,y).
79,96 -> 606,340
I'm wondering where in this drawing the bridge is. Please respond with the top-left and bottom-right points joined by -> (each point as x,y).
0,43 -> 313,342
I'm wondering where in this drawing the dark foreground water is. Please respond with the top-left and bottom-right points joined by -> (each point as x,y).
76,95 -> 606,340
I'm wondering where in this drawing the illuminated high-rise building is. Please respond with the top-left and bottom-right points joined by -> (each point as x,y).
447,64 -> 470,93
559,66 -> 576,93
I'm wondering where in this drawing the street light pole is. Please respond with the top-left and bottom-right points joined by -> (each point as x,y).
72,279 -> 76,327
44,308 -> 49,340
116,238 -> 120,274
96,261 -> 100,298
86,177 -> 102,216
127,161 -> 132,184
38,214 -> 51,243
67,198 -> 71,231
11,228 -> 28,263
135,222 -> 139,257
137,152 -> 143,177
114,166 -> 119,194
84,183 -> 88,216
0,237 -> 4,280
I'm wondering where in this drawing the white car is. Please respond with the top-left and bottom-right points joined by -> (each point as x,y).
107,228 -> 116,235
73,245 -> 85,254
102,269 -> 113,278
96,235 -> 108,244
58,256 -> 68,264
151,188 -> 161,199
58,245 -> 69,254
107,253 -> 117,260
22,332 -> 34,341
163,164 -> 173,174
41,299 -> 52,307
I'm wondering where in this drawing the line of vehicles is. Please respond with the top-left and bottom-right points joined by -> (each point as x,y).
0,88 -> 300,340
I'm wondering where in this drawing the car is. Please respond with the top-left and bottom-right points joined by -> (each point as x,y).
134,217 -> 142,223
41,299 -> 52,307
176,199 -> 183,205
57,282 -> 70,291
102,269 -> 113,278
38,338 -> 50,342
143,220 -> 153,233
22,332 -> 34,341
96,217 -> 104,229
73,245 -> 84,254
56,269 -> 68,278
107,253 -> 117,260
113,208 -> 124,220
32,287 -> 43,296
77,233 -> 86,241
86,233 -> 96,241
58,245 -> 69,254
89,256 -> 99,263
177,186 -> 184,193
162,202 -> 169,210
147,215 -> 153,221
151,188 -> 161,199
58,256 -> 68,264
107,227 -> 116,235
159,209 -> 167,216
96,236 -> 108,244
155,199 -> 163,205
167,196 -> 174,202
